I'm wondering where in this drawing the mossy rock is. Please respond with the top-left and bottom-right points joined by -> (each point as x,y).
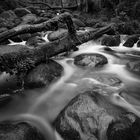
101,34 -> 121,47
74,53 -> 108,68
25,60 -> 63,88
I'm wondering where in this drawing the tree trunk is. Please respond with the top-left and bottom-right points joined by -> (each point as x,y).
0,12 -> 75,43
0,12 -> 113,75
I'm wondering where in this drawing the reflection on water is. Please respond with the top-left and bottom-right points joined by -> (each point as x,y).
0,36 -> 140,139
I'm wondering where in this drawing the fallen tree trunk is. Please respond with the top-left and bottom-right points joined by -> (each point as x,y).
41,25 -> 113,58
0,12 -> 114,76
0,12 -> 73,43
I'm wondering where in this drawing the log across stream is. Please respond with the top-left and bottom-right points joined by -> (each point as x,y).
0,35 -> 140,139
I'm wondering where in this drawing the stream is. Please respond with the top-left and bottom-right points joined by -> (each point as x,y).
0,34 -> 140,139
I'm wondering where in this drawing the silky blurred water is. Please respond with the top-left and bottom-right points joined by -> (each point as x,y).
0,35 -> 140,139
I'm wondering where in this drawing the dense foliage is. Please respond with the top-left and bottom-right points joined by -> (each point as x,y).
0,0 -> 139,21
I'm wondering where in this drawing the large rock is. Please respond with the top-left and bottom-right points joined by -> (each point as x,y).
91,73 -> 122,87
126,61 -> 140,74
47,29 -> 68,42
103,47 -> 114,52
25,60 -> 63,88
14,8 -> 31,17
106,114 -> 140,140
123,35 -> 140,48
74,53 -> 108,68
54,91 -> 140,140
47,28 -> 88,42
26,36 -> 46,47
0,10 -> 21,29
0,121 -> 45,140
21,14 -> 38,24
101,34 -> 121,47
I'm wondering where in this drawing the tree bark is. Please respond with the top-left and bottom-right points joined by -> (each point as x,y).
0,12 -> 113,75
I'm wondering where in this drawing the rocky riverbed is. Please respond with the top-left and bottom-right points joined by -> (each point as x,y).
0,36 -> 140,140
0,2 -> 140,140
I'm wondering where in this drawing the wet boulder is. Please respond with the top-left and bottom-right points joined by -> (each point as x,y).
54,91 -> 113,140
137,40 -> 140,47
103,47 -> 114,52
101,34 -> 121,47
47,29 -> 68,42
126,61 -> 140,74
107,113 -> 140,140
0,121 -> 46,140
14,8 -> 31,17
0,10 -> 21,29
91,73 -> 122,87
25,60 -> 63,88
74,53 -> 108,68
21,14 -> 38,25
26,36 -> 46,47
123,35 -> 140,48
54,91 -> 140,140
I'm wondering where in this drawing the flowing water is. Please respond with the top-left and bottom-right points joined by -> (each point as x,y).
0,34 -> 140,139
